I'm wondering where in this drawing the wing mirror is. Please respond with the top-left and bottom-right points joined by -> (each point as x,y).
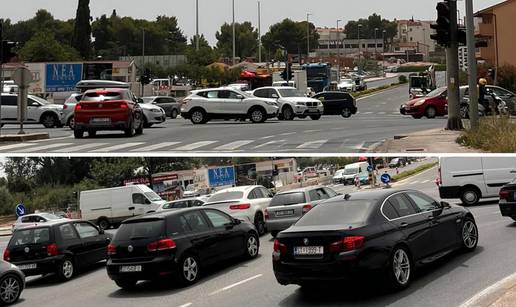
99,228 -> 105,235
236,95 -> 244,100
137,98 -> 144,104
271,93 -> 279,99
440,201 -> 451,209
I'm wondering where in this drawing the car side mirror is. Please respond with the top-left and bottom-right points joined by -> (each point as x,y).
236,95 -> 244,100
99,228 -> 105,235
440,201 -> 451,209
233,219 -> 242,225
137,98 -> 144,104
145,199 -> 151,205
271,94 -> 279,99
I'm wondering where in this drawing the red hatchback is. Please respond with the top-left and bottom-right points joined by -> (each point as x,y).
403,87 -> 448,119
74,88 -> 144,138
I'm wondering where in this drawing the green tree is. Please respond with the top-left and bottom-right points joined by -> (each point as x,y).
186,34 -> 219,66
216,22 -> 258,59
262,19 -> 319,58
72,0 -> 92,59
343,14 -> 397,51
19,31 -> 81,62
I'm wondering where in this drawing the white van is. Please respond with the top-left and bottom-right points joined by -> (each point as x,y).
79,185 -> 166,229
438,157 -> 516,205
342,162 -> 370,185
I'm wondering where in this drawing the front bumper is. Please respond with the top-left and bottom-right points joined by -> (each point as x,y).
294,105 -> 324,116
403,105 -> 424,116
107,255 -> 177,281
11,255 -> 65,277
147,113 -> 166,124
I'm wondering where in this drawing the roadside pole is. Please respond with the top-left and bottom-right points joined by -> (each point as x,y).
13,67 -> 33,135
446,0 -> 463,130
0,22 -> 4,137
465,0 -> 479,129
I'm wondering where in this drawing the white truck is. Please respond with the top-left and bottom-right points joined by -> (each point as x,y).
341,162 -> 370,185
79,185 -> 166,230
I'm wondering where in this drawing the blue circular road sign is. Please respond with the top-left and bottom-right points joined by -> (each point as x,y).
381,173 -> 392,184
367,165 -> 374,172
16,203 -> 26,217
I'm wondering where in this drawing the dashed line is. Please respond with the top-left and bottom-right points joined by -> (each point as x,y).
178,303 -> 192,307
209,274 -> 263,296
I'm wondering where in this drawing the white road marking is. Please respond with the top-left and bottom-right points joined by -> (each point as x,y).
254,140 -> 285,149
175,141 -> 218,151
378,112 -> 386,115
209,274 -> 263,296
12,143 -> 74,153
279,132 -> 296,136
178,303 -> 192,307
459,272 -> 516,307
214,140 -> 254,151
304,129 -> 322,133
259,135 -> 275,140
297,140 -> 328,149
409,181 -> 420,185
363,112 -> 374,114
421,180 -> 430,184
0,143 -> 37,151
131,142 -> 181,152
53,143 -> 110,153
90,142 -> 145,152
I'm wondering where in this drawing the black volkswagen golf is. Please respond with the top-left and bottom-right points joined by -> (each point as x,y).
106,207 -> 260,289
499,179 -> 516,221
4,220 -> 112,282
273,189 -> 478,290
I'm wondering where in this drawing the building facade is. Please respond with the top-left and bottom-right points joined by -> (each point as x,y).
316,28 -> 384,57
394,19 -> 436,60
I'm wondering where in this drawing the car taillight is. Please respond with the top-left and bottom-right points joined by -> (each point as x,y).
329,236 -> 365,253
264,209 -> 269,220
500,189 -> 510,201
3,249 -> 10,261
63,104 -> 68,110
229,203 -> 251,210
107,244 -> 117,256
437,167 -> 442,186
302,204 -> 313,215
273,240 -> 287,254
120,102 -> 129,109
75,104 -> 82,111
47,243 -> 59,256
147,239 -> 177,252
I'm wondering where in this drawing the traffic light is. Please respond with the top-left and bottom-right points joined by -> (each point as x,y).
1,41 -> 17,64
140,68 -> 152,85
430,1 -> 451,47
457,27 -> 467,46
280,63 -> 293,81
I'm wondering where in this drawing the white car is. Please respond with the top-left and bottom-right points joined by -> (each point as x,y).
181,87 -> 279,124
203,185 -> 273,235
0,93 -> 63,128
12,213 -> 67,231
252,86 -> 324,120
138,100 -> 166,127
338,79 -> 356,92
156,196 -> 210,211
333,169 -> 346,184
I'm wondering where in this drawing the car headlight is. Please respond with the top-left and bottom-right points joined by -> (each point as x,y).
296,102 -> 305,106
414,99 -> 426,107
151,109 -> 162,113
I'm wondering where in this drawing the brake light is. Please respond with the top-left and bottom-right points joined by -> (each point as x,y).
147,239 -> 176,252
3,249 -> 10,261
302,204 -> 313,215
229,204 -> 251,210
47,243 -> 59,256
120,102 -> 129,109
436,167 -> 442,186
330,236 -> 365,253
63,104 -> 68,110
500,189 -> 510,201
264,209 -> 269,220
75,104 -> 82,111
107,244 -> 117,256
273,240 -> 287,254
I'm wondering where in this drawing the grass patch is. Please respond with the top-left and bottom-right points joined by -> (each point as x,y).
391,162 -> 438,182
396,64 -> 446,73
457,116 -> 516,152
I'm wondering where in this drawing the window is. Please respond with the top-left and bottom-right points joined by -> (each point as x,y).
323,188 -> 338,198
132,193 -> 146,204
117,220 -> 164,240
382,202 -> 400,220
0,96 -> 17,106
296,200 -> 373,226
59,223 -> 79,240
10,228 -> 50,246
260,188 -> 273,198
167,215 -> 191,235
183,211 -> 210,232
192,200 -> 205,207
163,200 -> 189,210
28,98 -> 41,107
406,192 -> 440,212
270,192 -> 306,207
74,222 -> 99,239
205,210 -> 232,228
207,191 -> 244,203
218,90 -> 240,99
387,194 -> 417,218
254,89 -> 269,98
206,91 -> 219,99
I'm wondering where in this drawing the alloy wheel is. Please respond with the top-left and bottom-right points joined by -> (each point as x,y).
393,249 -> 410,285
62,260 -> 74,279
43,115 -> 56,128
247,236 -> 259,257
342,108 -> 351,118
462,221 -> 478,249
192,111 -> 204,124
251,110 -> 264,123
183,257 -> 198,282
0,276 -> 20,304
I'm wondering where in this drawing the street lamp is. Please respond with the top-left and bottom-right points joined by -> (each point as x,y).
382,29 -> 386,77
232,0 -> 236,65
306,13 -> 312,59
258,1 -> 262,63
374,28 -> 379,60
357,24 -> 362,72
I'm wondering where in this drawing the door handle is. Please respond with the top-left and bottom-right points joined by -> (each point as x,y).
427,216 -> 434,221
399,222 -> 408,228
128,207 -> 135,211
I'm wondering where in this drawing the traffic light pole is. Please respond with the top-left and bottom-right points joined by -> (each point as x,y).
446,0 -> 463,131
0,22 -> 4,136
465,0 -> 479,130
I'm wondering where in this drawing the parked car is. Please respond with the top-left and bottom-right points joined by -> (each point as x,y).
402,87 -> 448,119
138,101 -> 166,128
438,157 -> 516,206
181,87 -> 279,124
389,158 -> 407,168
499,179 -> 516,221
4,220 -> 112,282
253,86 -> 324,120
203,185 -> 273,235
12,213 -> 67,231
157,196 -> 210,212
265,186 -> 339,237
273,189 -> 478,290
313,91 -> 358,118
74,88 -> 144,138
337,79 -> 356,92
106,208 -> 259,289
61,93 -> 83,129
142,96 -> 181,119
0,93 -> 63,128
0,259 -> 25,305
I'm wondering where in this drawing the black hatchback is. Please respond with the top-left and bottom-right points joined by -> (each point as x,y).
106,207 -> 259,289
313,92 -> 358,118
4,220 -> 112,281
499,179 -> 516,221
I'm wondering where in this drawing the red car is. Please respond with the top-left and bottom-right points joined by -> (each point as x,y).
74,88 -> 144,138
402,87 -> 448,119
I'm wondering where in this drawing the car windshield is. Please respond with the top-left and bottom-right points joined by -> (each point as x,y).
142,97 -> 155,104
296,200 -> 373,226
344,168 -> 359,175
83,92 -> 123,102
270,192 -> 307,207
278,88 -> 305,98
426,88 -> 446,98
341,79 -> 353,85
207,191 -> 244,203
30,95 -> 51,105
39,213 -> 62,220
9,227 -> 50,246
144,192 -> 162,202
116,220 -> 165,241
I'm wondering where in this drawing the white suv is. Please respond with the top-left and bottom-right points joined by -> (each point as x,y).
181,87 -> 279,124
253,86 -> 324,120
0,93 -> 63,128
203,185 -> 273,235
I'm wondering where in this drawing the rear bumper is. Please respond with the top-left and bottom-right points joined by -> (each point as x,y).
107,256 -> 177,282
75,121 -> 131,131
11,255 -> 65,277
439,186 -> 461,199
499,202 -> 516,217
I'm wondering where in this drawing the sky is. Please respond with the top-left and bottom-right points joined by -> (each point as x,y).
3,0 -> 505,45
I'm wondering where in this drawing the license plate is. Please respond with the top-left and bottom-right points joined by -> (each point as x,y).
18,263 -> 37,270
120,265 -> 142,273
275,210 -> 294,217
91,118 -> 111,124
294,246 -> 324,256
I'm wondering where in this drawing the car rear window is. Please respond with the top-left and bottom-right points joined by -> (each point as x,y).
207,192 -> 244,203
295,200 -> 373,226
82,92 -> 123,102
9,228 -> 51,247
115,219 -> 165,241
270,192 -> 306,207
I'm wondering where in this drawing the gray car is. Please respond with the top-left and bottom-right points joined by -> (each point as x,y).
460,85 -> 516,118
61,93 -> 82,129
138,101 -> 166,127
265,186 -> 339,237
142,96 -> 182,119
0,260 -> 25,305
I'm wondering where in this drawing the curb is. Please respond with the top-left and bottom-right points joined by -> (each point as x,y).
459,273 -> 516,307
0,133 -> 50,142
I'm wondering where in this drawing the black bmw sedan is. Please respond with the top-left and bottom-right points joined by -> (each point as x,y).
106,207 -> 259,289
273,189 -> 478,290
499,179 -> 516,221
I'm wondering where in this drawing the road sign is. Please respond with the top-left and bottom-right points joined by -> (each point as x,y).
367,165 -> 374,172
12,67 -> 33,87
381,173 -> 392,184
15,203 -> 26,217
45,63 -> 83,92
208,166 -> 236,188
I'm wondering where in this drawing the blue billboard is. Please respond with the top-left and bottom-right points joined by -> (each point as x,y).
208,166 -> 236,188
45,63 -> 83,92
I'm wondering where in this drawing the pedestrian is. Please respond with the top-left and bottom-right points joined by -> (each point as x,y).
354,176 -> 361,189
478,78 -> 490,114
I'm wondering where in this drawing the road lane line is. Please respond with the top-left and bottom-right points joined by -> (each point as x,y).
178,303 -> 192,307
90,142 -> 145,152
209,274 -> 263,296
175,141 -> 218,151
259,135 -> 275,140
296,140 -> 328,149
279,132 -> 296,136
131,142 -> 181,152
254,140 -> 285,149
0,143 -> 37,151
214,140 -> 254,151
53,143 -> 109,153
12,143 -> 74,153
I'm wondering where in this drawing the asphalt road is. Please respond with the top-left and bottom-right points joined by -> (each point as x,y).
0,82 -> 448,154
6,164 -> 516,307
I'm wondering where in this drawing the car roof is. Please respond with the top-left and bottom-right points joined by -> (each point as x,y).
276,186 -> 325,194
83,88 -> 128,94
346,189 -> 417,201
13,218 -> 79,230
123,207 -> 208,222
214,185 -> 260,193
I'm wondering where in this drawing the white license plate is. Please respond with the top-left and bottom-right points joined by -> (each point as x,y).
91,118 -> 111,123
18,263 -> 37,270
294,246 -> 324,256
275,210 -> 294,217
120,265 -> 142,273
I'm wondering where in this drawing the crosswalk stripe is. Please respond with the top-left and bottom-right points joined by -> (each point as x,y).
0,143 -> 37,151
90,142 -> 145,152
214,140 -> 254,151
12,143 -> 74,153
409,181 -> 420,185
53,143 -> 110,153
175,141 -> 218,151
131,142 -> 181,152
421,180 -> 430,184
254,140 -> 285,149
296,140 -> 328,149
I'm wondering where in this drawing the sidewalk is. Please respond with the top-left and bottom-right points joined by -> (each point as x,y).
461,273 -> 516,307
373,128 -> 480,153
364,73 -> 399,83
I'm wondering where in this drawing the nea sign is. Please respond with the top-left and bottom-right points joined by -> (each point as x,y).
45,63 -> 83,92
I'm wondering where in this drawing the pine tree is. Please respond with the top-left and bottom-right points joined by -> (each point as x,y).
72,0 -> 92,59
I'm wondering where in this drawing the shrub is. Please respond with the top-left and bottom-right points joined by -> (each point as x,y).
458,116 -> 516,152
398,75 -> 408,84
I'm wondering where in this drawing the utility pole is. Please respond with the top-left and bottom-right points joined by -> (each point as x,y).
446,0 -> 463,130
258,1 -> 262,63
374,28 -> 379,59
465,0 -> 479,129
142,29 -> 145,66
358,24 -> 362,72
382,30 -> 386,77
0,22 -> 4,137
337,20 -> 342,79
232,0 -> 236,65
306,13 -> 312,59
196,0 -> 200,51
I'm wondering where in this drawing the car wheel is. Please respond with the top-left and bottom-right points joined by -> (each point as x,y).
135,120 -> 144,135
425,106 -> 437,119
310,114 -> 321,120
88,130 -> 96,138
97,218 -> 110,230
386,246 -> 412,290
460,187 -> 480,206
42,113 -> 58,128
178,255 -> 200,286
244,233 -> 259,259
341,108 -> 352,118
270,231 -> 279,238
115,279 -> 138,290
190,109 -> 207,125
68,116 -> 75,130
282,106 -> 294,121
74,129 -> 84,139
250,108 -> 266,123
57,257 -> 75,281
171,109 -> 179,119
124,120 -> 136,137
0,274 -> 22,305
461,217 -> 478,252
254,213 -> 266,236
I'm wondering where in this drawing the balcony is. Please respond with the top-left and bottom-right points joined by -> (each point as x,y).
476,22 -> 494,37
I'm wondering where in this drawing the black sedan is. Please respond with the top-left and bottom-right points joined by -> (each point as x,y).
106,207 -> 259,289
313,92 -> 358,118
273,189 -> 478,290
499,179 -> 516,221
0,260 -> 25,305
